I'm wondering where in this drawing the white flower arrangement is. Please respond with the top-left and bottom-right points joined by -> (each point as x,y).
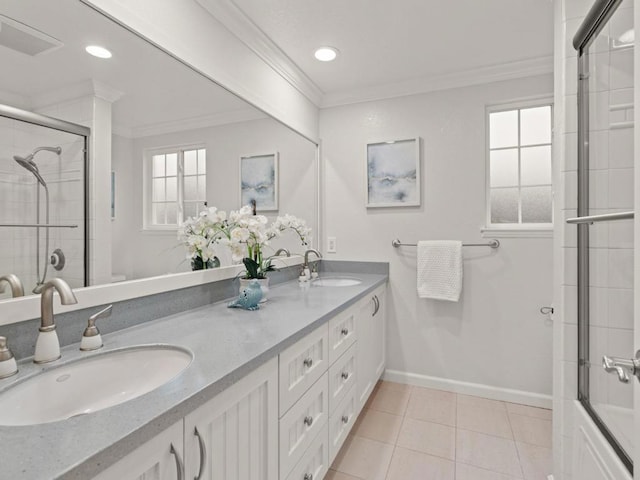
178,205 -> 311,277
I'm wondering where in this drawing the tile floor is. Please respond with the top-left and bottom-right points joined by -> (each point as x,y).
328,381 -> 552,480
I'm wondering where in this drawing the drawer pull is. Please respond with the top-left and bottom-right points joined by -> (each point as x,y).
304,415 -> 314,427
342,415 -> 349,424
341,371 -> 350,380
303,357 -> 313,368
304,474 -> 313,480
341,327 -> 349,336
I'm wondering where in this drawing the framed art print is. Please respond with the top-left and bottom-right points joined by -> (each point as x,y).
240,152 -> 279,211
366,138 -> 420,207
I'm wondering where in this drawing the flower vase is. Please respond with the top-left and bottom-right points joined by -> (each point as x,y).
191,256 -> 220,271
239,277 -> 269,303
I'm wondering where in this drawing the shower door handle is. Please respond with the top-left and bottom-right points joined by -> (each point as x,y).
602,352 -> 640,383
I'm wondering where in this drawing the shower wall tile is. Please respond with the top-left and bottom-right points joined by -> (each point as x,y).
589,130 -> 610,170
609,127 -> 634,169
588,248 -> 609,288
608,288 -> 633,330
588,287 -> 608,328
589,52 -> 611,94
608,168 -> 634,208
609,220 -> 633,249
610,50 -> 634,91
608,249 -> 633,290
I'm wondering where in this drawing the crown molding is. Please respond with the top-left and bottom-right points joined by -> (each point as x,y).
321,56 -> 554,108
31,79 -> 124,110
124,107 -> 267,139
195,0 -> 324,106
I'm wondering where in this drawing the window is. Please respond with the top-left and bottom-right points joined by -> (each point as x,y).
147,146 -> 206,228
486,102 -> 553,230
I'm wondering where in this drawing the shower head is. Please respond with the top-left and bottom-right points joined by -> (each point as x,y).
14,155 -> 46,187
12,145 -> 61,187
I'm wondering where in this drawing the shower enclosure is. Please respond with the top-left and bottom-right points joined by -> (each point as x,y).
571,0 -> 634,472
0,104 -> 89,298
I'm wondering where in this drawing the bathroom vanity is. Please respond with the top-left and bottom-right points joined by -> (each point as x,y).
0,271 -> 387,480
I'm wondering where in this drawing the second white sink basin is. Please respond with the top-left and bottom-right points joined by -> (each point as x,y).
0,344 -> 193,426
313,277 -> 362,287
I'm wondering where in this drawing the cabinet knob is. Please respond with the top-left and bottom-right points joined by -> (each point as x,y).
341,415 -> 349,424
304,415 -> 314,427
341,371 -> 349,380
303,357 -> 313,368
341,327 -> 349,336
304,474 -> 313,480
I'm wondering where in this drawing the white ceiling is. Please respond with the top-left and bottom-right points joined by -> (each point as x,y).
230,0 -> 555,97
0,0 -> 260,135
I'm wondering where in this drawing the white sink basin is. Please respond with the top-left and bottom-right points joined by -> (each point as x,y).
313,277 -> 362,287
0,344 -> 193,426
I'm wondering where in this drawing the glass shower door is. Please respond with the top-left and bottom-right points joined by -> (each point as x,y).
573,0 -> 635,472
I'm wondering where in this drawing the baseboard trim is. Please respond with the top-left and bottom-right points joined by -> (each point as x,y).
383,369 -> 552,409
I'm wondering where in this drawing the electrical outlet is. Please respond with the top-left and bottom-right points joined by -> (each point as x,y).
327,237 -> 337,253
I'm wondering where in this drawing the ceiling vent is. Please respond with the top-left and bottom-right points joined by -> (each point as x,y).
0,15 -> 63,56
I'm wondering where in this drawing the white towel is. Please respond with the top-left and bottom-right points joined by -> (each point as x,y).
417,240 -> 463,301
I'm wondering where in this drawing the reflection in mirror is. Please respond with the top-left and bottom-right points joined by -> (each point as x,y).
0,0 -> 318,300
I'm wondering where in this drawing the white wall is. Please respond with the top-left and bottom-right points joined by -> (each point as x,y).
82,0 -> 319,142
320,74 -> 555,401
112,118 -> 317,280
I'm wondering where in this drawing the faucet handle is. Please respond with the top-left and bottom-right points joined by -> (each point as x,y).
0,336 -> 18,379
80,305 -> 112,351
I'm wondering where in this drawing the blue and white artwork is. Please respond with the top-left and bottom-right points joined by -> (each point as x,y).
366,138 -> 420,207
240,153 -> 278,211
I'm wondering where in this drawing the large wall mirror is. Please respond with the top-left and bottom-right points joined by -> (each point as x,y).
0,0 -> 318,301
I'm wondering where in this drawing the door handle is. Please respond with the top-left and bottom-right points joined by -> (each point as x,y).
602,352 -> 640,383
539,306 -> 554,315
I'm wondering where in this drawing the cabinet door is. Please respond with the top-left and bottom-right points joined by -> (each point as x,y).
184,358 -> 278,480
371,286 -> 386,381
93,421 -> 184,480
356,285 -> 387,413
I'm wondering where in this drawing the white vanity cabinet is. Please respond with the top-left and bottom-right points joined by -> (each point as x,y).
356,285 -> 386,413
91,283 -> 386,480
92,421 -> 185,480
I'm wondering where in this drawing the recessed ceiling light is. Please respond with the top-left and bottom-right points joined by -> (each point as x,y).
314,47 -> 338,62
85,45 -> 112,59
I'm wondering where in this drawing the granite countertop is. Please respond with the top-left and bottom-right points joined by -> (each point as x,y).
0,272 -> 387,480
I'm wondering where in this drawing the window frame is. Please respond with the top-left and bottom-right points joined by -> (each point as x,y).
143,143 -> 206,231
483,97 -> 554,237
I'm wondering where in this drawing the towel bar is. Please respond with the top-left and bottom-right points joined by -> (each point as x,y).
392,239 -> 500,249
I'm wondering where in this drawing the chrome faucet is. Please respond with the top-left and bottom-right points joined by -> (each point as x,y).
303,249 -> 322,269
0,274 -> 25,298
34,278 -> 78,364
273,248 -> 291,257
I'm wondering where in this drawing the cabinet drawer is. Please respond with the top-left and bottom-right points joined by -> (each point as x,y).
280,372 -> 329,479
328,305 -> 357,364
328,343 -> 356,414
279,325 -> 328,416
285,423 -> 329,480
329,385 -> 357,465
